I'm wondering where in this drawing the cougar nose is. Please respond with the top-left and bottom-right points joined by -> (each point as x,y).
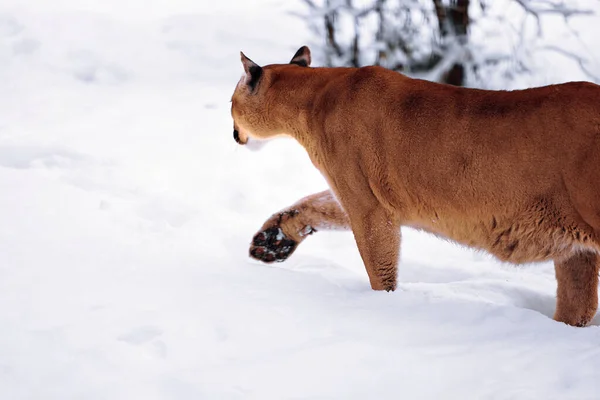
233,129 -> 241,144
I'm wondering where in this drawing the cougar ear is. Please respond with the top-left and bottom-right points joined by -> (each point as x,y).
290,46 -> 311,67
240,51 -> 263,91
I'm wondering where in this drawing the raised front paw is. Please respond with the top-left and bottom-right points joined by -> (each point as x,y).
249,226 -> 299,263
249,210 -> 316,264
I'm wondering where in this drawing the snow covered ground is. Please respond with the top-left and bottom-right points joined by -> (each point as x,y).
1,1 -> 600,399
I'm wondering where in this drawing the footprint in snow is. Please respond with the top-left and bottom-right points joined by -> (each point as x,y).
0,15 -> 23,37
0,145 -> 91,170
118,326 -> 168,359
117,326 -> 163,345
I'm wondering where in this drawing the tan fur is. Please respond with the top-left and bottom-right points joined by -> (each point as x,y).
232,47 -> 600,326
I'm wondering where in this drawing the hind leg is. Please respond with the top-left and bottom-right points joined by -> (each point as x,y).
249,190 -> 350,263
554,250 -> 599,326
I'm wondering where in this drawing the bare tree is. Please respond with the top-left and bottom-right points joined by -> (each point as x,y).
299,0 -> 599,87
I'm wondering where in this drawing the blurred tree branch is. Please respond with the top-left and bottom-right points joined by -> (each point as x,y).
298,0 -> 600,87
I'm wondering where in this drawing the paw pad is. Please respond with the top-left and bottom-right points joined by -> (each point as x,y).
249,226 -> 298,263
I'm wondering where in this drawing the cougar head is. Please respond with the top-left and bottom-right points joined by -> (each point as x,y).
230,46 -> 311,150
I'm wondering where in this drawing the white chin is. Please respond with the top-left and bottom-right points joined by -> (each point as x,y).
245,138 -> 268,152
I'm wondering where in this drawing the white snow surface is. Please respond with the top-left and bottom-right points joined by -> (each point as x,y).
1,1 -> 600,399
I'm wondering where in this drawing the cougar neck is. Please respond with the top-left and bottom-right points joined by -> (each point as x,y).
265,67 -> 344,154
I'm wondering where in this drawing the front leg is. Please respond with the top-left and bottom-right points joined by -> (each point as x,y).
347,205 -> 401,292
249,190 -> 350,263
554,250 -> 599,326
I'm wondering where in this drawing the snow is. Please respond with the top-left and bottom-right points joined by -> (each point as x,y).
1,1 -> 600,399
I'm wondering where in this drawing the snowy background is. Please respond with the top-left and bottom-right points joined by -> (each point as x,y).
1,1 -> 600,399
